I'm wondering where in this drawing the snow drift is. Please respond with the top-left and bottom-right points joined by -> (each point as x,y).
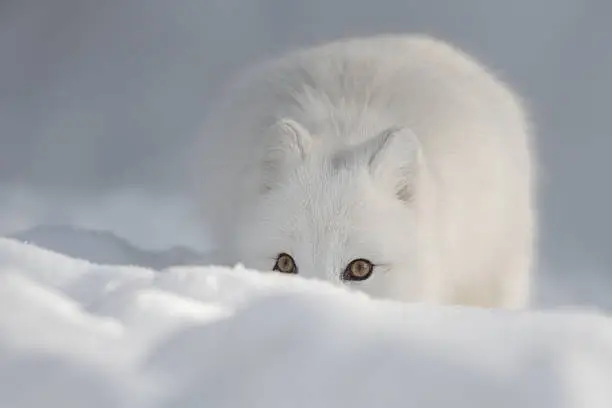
0,237 -> 611,408
9,224 -> 207,269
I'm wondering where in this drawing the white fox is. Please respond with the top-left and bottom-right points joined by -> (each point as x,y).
190,34 -> 536,309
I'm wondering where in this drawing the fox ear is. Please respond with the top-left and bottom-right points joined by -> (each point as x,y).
364,127 -> 421,202
260,118 -> 312,192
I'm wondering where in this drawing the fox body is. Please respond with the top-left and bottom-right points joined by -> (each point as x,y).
192,34 -> 536,309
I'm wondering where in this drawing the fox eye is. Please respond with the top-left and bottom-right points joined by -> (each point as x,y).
273,253 -> 298,274
342,259 -> 374,281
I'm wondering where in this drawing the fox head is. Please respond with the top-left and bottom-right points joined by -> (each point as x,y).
228,118 -> 433,301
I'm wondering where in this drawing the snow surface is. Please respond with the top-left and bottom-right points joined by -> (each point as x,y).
1,237 -> 612,408
9,224 -> 208,269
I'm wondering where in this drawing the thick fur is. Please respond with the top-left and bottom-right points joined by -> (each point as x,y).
190,34 -> 536,309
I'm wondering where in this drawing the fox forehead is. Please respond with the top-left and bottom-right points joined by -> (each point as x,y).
276,160 -> 369,222
269,174 -> 390,254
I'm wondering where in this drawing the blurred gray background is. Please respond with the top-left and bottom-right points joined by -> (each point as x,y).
0,0 -> 610,308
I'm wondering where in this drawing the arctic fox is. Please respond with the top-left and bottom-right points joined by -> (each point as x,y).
191,34 -> 536,309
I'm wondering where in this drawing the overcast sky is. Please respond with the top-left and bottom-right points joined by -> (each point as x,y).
0,1 -> 610,285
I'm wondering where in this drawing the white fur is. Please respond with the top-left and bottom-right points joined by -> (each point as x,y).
190,34 -> 536,309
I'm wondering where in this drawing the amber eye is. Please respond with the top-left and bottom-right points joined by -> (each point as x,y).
342,259 -> 374,281
273,253 -> 298,274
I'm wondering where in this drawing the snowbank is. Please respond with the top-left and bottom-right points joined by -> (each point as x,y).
1,237 -> 611,408
9,224 -> 207,269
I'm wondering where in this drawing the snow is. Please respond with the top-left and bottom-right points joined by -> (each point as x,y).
9,224 -> 208,269
1,237 -> 611,408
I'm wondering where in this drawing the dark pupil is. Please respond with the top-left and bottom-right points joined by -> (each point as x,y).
280,257 -> 292,271
353,262 -> 366,275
